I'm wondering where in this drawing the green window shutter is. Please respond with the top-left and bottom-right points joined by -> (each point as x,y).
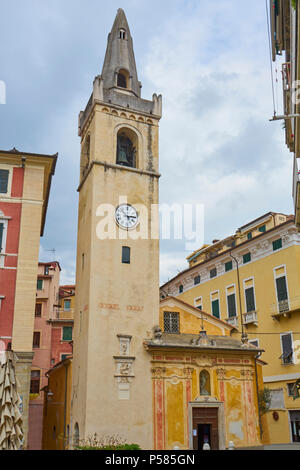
194,275 -> 201,285
61,354 -> 70,361
0,170 -> 9,194
63,326 -> 73,341
212,299 -> 220,318
0,223 -> 4,252
225,261 -> 233,272
243,253 -> 251,264
273,239 -> 282,251
179,285 -> 183,294
245,287 -> 255,313
258,225 -> 266,233
281,333 -> 293,364
37,279 -> 43,290
247,232 -> 252,240
227,294 -> 236,318
210,268 -> 217,279
276,276 -> 288,302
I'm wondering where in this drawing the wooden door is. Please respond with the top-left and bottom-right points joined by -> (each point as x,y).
192,407 -> 219,450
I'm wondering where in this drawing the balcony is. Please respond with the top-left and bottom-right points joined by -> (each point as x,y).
282,62 -> 291,92
271,296 -> 300,320
225,316 -> 238,328
293,156 -> 300,230
243,311 -> 258,327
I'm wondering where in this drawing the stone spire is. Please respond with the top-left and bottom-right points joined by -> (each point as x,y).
101,9 -> 141,97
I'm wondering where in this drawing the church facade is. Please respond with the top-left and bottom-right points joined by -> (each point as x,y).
41,9 -> 267,451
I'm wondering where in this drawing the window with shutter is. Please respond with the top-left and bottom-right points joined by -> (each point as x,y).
35,303 -> 42,317
245,287 -> 255,313
225,261 -> 233,272
37,279 -> 43,290
276,276 -> 288,301
30,370 -> 40,394
210,268 -> 217,279
243,253 -> 251,264
273,238 -> 283,251
276,276 -> 289,313
194,275 -> 201,285
227,294 -> 236,318
212,299 -> 220,318
0,170 -> 9,194
63,326 -> 73,341
280,333 -> 293,365
0,223 -> 4,253
64,300 -> 71,311
33,332 -> 40,348
258,225 -> 266,233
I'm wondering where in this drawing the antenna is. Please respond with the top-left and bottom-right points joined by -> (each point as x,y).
46,248 -> 56,259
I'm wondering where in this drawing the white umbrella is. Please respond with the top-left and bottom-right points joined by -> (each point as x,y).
0,351 -> 23,450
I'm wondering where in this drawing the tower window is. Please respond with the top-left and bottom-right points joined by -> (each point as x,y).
122,246 -> 131,264
117,72 -> 127,88
117,132 -> 136,168
119,29 -> 126,40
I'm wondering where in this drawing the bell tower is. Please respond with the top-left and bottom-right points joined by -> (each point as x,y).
71,9 -> 162,449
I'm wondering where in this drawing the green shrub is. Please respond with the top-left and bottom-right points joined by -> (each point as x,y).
74,434 -> 141,451
77,444 -> 141,451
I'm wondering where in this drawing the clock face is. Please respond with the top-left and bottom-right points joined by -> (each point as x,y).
115,204 -> 139,229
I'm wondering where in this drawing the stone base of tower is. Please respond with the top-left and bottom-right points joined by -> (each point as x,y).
71,345 -> 154,450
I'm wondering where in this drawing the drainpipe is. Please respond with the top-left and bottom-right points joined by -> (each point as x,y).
230,252 -> 248,343
254,352 -> 263,440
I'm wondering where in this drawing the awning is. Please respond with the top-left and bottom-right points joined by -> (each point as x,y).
0,351 -> 23,450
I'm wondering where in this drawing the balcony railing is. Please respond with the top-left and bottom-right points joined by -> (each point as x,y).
225,316 -> 238,327
282,62 -> 291,92
293,156 -> 300,228
271,296 -> 300,319
243,311 -> 258,326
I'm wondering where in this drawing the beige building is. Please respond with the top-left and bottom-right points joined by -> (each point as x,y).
71,9 -> 162,449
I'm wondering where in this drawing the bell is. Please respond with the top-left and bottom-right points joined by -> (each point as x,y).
117,147 -> 129,165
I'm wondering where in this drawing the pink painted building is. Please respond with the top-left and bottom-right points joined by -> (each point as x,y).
28,261 -> 61,450
28,269 -> 74,450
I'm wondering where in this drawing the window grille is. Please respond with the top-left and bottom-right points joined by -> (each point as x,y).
164,312 -> 180,334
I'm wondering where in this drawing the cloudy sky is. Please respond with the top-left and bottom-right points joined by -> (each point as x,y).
0,0 -> 293,285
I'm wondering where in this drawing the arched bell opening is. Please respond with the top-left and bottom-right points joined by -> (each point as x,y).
116,68 -> 130,89
81,134 -> 90,178
116,128 -> 138,168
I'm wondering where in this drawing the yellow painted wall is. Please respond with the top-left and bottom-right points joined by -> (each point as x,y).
163,222 -> 300,444
159,301 -> 232,337
42,359 -> 72,450
151,350 -> 264,450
